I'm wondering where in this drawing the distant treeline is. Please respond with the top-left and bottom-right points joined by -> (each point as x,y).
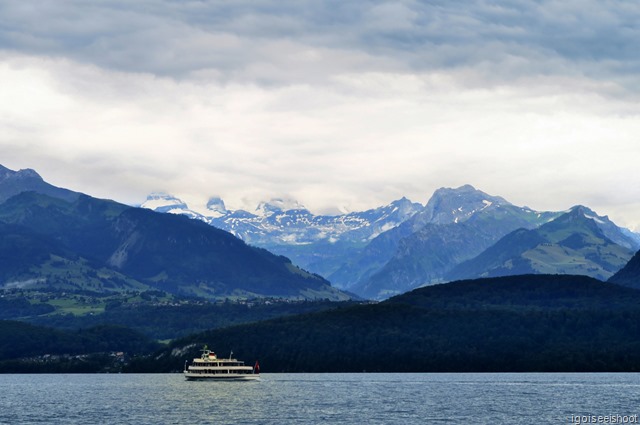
0,297 -> 54,319
25,300 -> 354,340
0,321 -> 161,372
127,275 -> 640,373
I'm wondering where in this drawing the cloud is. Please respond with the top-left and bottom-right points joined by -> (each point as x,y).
2,1 -> 640,90
2,53 -> 639,215
1,1 -> 640,229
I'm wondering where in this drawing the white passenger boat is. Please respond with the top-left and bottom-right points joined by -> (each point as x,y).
184,346 -> 260,381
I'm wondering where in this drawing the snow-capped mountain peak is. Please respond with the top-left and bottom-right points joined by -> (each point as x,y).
255,198 -> 308,216
140,193 -> 206,220
206,197 -> 227,218
141,193 -> 189,213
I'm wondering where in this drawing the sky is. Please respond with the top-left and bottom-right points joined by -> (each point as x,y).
1,1 -> 640,229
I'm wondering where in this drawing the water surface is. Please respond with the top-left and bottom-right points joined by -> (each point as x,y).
1,373 -> 638,424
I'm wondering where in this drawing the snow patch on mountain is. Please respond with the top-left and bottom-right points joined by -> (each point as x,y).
583,213 -> 606,225
367,221 -> 400,240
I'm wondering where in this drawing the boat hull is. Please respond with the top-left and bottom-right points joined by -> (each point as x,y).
184,372 -> 260,381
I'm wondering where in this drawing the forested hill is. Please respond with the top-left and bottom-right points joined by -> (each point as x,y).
609,249 -> 640,289
133,274 -> 640,373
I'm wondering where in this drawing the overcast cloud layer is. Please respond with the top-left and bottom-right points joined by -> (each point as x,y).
1,1 -> 640,229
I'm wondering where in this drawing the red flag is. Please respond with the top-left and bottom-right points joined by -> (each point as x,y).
254,360 -> 260,374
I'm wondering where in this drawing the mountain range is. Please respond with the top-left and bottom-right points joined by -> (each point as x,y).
0,165 -> 349,301
144,185 -> 640,300
5,163 -> 640,374
2,163 -> 638,302
141,192 -> 424,281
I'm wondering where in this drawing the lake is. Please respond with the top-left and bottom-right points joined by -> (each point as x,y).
1,373 -> 638,424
